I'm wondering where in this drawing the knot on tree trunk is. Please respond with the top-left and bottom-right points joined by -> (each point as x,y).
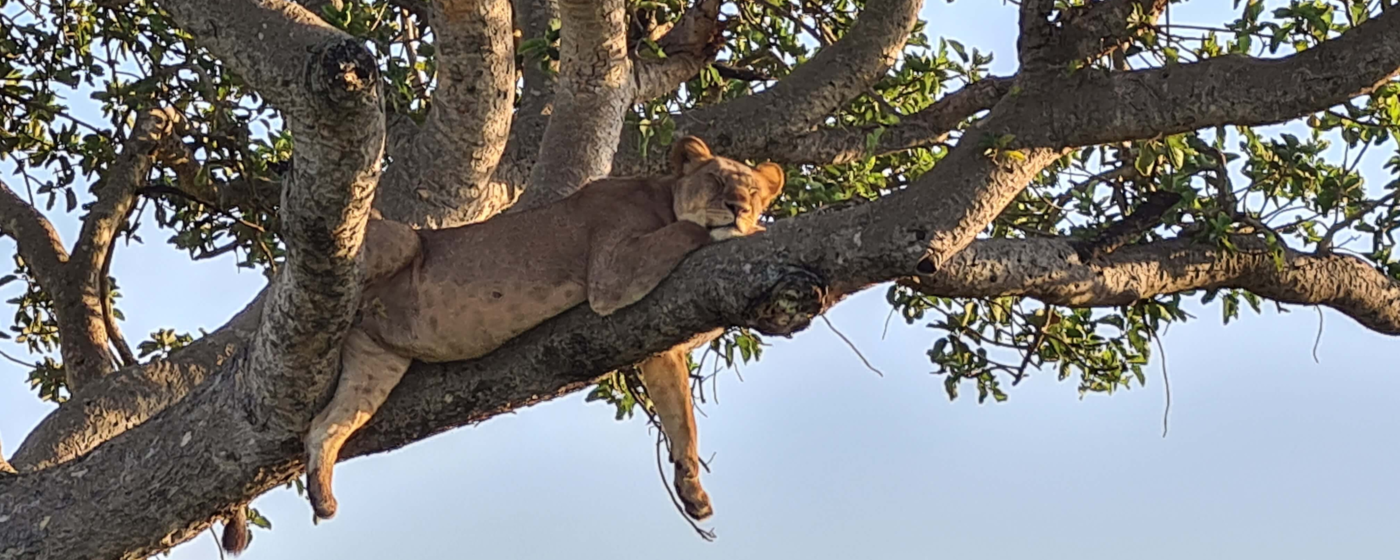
743,267 -> 828,336
310,37 -> 380,107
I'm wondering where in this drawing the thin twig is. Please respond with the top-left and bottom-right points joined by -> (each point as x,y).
208,527 -> 227,560
0,348 -> 34,367
820,315 -> 884,377
1312,306 -> 1325,364
136,185 -> 268,234
881,305 -> 897,340
1152,327 -> 1171,438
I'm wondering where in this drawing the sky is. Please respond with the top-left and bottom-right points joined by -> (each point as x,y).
2,1 -> 1399,559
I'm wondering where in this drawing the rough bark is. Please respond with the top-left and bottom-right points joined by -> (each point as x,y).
145,0 -> 388,433
374,0 -> 518,228
517,0 -> 633,209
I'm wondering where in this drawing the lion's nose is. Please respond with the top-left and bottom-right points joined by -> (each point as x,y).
725,201 -> 748,217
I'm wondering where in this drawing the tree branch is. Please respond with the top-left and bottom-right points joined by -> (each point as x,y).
755,76 -> 1012,165
490,0 -> 559,201
53,108 -> 184,391
1005,8 -> 1400,149
155,0 -> 386,431
10,294 -> 265,472
0,182 -> 68,299
612,0 -> 924,175
905,235 -> 1400,335
1017,0 -> 1057,71
374,0 -> 517,228
516,0 -> 633,209
1044,0 -> 1169,66
630,0 -> 724,103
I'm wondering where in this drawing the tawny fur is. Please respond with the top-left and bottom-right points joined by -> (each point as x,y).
303,136 -> 784,523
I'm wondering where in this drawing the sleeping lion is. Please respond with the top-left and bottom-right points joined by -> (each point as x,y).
300,136 -> 784,528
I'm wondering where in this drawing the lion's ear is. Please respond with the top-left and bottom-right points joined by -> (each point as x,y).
669,136 -> 713,175
755,162 -> 785,197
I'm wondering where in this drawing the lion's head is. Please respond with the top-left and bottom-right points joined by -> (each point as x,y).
668,136 -> 785,241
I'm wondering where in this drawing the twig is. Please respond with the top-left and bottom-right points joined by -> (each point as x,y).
136,185 -> 268,234
820,315 -> 884,377
1152,327 -> 1171,438
711,62 -> 770,82
881,305 -> 897,340
1012,308 -> 1055,386
208,527 -> 227,560
0,348 -> 34,368
1312,306 -> 1324,364
100,214 -> 137,368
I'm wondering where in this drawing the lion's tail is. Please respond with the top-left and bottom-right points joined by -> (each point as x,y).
221,505 -> 250,555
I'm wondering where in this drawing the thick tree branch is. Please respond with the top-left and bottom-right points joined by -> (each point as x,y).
516,0 -> 632,209
156,0 -> 386,431
490,0 -> 559,201
1017,0 -> 1057,71
0,179 -> 127,392
612,0 -> 923,175
905,235 -> 1400,335
756,76 -> 1012,165
155,0 -> 350,116
1005,8 -> 1400,149
686,0 -> 922,139
0,182 -> 68,298
374,0 -> 517,228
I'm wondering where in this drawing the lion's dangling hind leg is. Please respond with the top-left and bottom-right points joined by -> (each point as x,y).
305,328 -> 412,520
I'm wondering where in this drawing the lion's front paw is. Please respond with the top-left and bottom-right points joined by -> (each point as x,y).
708,226 -> 742,241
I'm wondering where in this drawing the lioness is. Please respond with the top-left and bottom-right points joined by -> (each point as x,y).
305,136 -> 784,523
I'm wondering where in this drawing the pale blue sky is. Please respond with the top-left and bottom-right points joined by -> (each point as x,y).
3,2 -> 1399,559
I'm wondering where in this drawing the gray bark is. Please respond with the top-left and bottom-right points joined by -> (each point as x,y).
374,0 -> 518,228
516,0 -> 634,209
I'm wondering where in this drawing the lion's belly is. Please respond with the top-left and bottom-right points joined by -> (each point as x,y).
354,200 -> 598,362
360,273 -> 588,363
417,279 -> 585,362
